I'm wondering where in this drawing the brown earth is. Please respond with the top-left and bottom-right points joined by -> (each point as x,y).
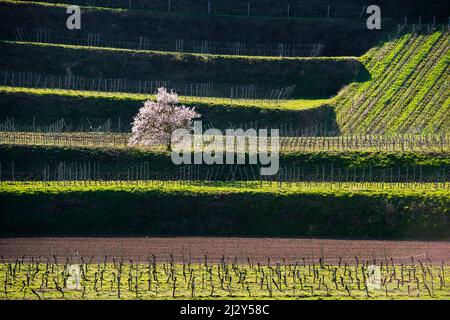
1,237 -> 449,264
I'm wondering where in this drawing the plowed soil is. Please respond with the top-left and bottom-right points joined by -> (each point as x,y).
1,237 -> 449,264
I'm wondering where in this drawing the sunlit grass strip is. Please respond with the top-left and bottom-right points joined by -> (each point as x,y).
1,180 -> 449,195
0,0 -> 127,12
0,86 -> 331,111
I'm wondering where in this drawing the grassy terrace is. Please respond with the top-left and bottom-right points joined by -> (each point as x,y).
1,40 -> 344,61
1,131 -> 449,153
1,144 -> 449,175
1,181 -> 449,238
0,0 -> 385,56
0,86 -> 331,111
1,145 -> 449,184
0,86 -> 336,132
0,86 -> 335,131
1,0 -> 450,303
0,41 -> 365,99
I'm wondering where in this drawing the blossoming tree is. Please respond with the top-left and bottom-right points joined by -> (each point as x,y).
129,87 -> 200,150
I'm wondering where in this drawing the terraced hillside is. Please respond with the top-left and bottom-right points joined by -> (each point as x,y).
335,30 -> 450,134
0,41 -> 364,98
0,1 -> 448,135
0,87 -> 337,132
0,0 -> 386,56
0,31 -> 448,134
0,1 -> 449,243
1,1 -> 450,304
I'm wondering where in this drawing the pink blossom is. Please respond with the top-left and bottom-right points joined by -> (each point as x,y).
129,87 -> 200,150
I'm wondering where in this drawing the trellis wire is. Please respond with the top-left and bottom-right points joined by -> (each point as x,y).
0,131 -> 449,152
2,117 -> 448,137
13,0 -> 370,21
1,161 -> 449,192
13,28 -> 324,57
2,160 -> 448,184
0,71 -> 296,103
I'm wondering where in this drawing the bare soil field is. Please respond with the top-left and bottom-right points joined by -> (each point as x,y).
1,237 -> 449,264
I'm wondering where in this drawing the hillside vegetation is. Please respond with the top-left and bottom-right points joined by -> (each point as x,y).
1,182 -> 449,239
1,31 -> 448,134
1,144 -> 448,182
0,0 -> 385,56
0,41 -> 365,98
0,1 -> 449,243
335,30 -> 450,134
0,87 -> 336,130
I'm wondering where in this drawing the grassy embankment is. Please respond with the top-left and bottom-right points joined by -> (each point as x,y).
0,0 -> 386,56
0,181 -> 449,239
1,144 -> 449,176
0,86 -> 336,131
0,41 -> 366,99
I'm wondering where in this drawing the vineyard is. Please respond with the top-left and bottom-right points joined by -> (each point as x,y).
0,31 -> 448,134
335,29 -> 450,134
0,40 -> 363,99
1,257 -> 449,300
1,131 -> 450,151
0,0 -> 449,302
0,0 -> 387,56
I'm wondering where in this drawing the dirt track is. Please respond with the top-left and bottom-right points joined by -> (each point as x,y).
1,237 -> 449,264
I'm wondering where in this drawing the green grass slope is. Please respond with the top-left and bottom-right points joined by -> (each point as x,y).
0,87 -> 336,130
0,41 -> 365,98
0,182 -> 449,239
335,30 -> 450,134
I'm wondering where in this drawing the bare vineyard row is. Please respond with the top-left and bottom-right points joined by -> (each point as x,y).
1,160 -> 449,186
1,255 -> 448,299
1,131 -> 449,152
0,117 -> 336,136
13,27 -> 324,57
0,71 -> 296,102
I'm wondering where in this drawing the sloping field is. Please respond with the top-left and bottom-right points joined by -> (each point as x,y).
1,238 -> 449,300
335,30 -> 450,134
